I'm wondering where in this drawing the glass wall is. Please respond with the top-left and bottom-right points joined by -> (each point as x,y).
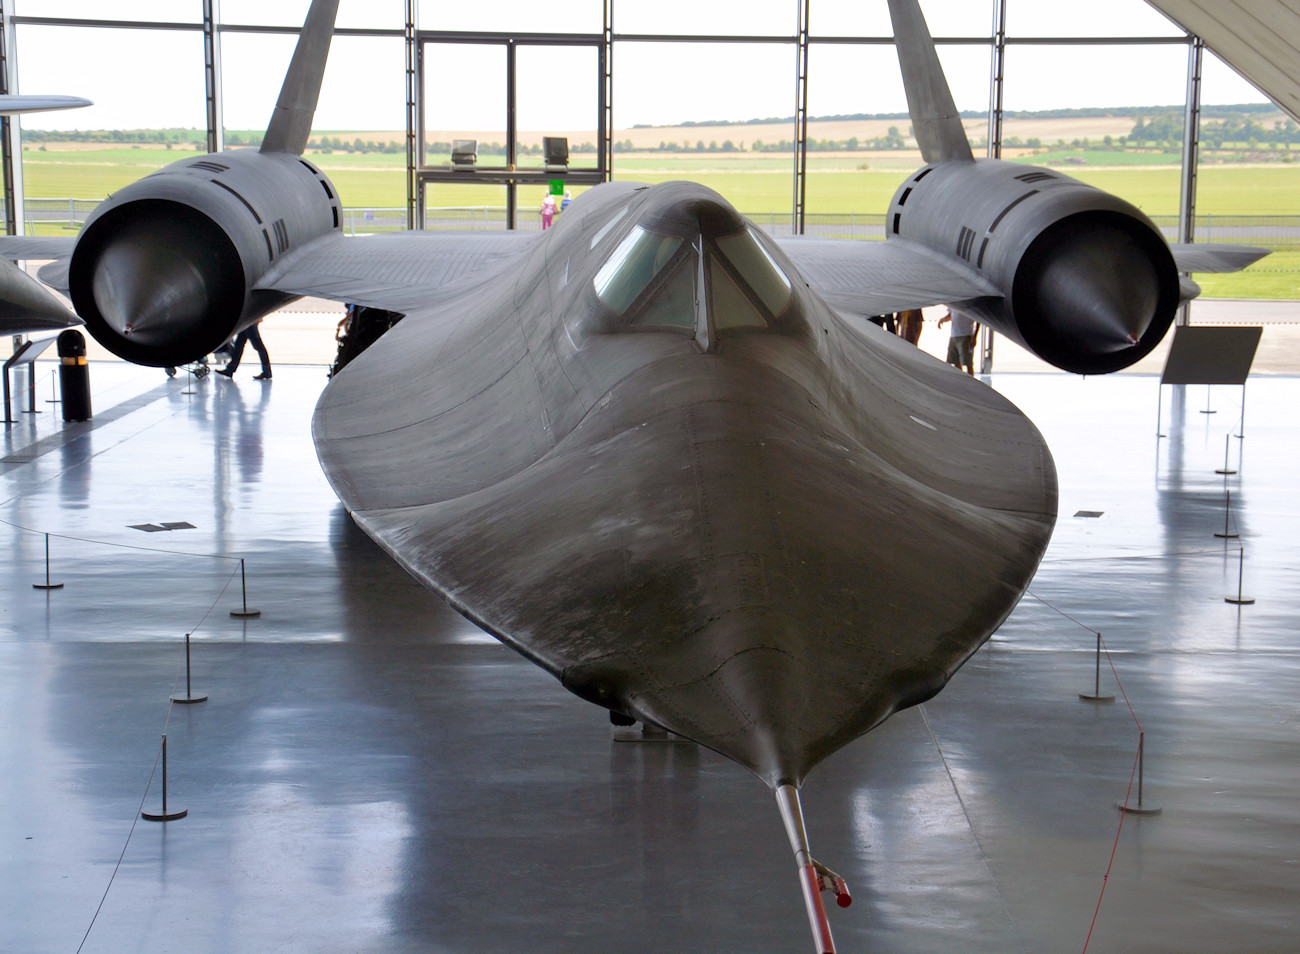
14,24 -> 205,230
1001,42 -> 1189,218
611,40 -> 793,213
5,0 -> 1293,296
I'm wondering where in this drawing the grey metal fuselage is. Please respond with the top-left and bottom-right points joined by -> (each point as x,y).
313,182 -> 1058,788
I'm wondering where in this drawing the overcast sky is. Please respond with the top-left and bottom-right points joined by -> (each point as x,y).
10,0 -> 1267,133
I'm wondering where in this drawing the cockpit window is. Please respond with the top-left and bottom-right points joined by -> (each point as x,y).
588,208 -> 803,345
716,228 -> 792,316
708,253 -> 767,330
630,256 -> 695,330
593,226 -> 686,315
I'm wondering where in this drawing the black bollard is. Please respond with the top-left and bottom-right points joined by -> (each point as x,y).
56,330 -> 92,421
1225,548 -> 1255,606
170,633 -> 208,704
1079,631 -> 1114,703
141,734 -> 187,822
229,559 -> 261,618
32,532 -> 63,590
1118,732 -> 1162,815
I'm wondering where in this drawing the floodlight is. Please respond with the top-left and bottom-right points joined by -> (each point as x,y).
543,136 -> 569,172
452,139 -> 477,169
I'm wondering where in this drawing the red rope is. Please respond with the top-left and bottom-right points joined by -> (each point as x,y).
1098,633 -> 1143,733
1082,742 -> 1141,953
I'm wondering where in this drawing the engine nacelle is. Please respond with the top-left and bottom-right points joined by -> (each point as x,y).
887,159 -> 1180,374
68,150 -> 341,367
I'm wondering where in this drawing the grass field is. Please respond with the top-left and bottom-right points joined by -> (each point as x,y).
18,143 -> 1298,297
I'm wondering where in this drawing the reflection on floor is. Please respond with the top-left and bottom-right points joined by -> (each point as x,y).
2,361 -> 1296,953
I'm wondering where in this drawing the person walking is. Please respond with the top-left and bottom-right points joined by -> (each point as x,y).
217,320 -> 272,380
937,307 -> 979,375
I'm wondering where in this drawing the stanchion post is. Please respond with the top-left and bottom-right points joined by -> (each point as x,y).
141,734 -> 188,822
1226,547 -> 1255,605
170,633 -> 208,704
33,532 -> 64,590
1119,731 -> 1162,815
1215,434 -> 1236,475
1080,631 -> 1115,703
230,558 -> 261,618
46,369 -> 60,405
1214,490 -> 1239,540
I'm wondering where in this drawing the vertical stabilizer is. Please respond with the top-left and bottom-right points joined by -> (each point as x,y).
886,0 -> 974,164
260,0 -> 340,155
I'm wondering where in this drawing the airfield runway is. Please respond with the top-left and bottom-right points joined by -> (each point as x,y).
0,344 -> 1297,952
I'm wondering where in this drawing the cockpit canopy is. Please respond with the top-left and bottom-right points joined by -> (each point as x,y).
587,190 -> 805,349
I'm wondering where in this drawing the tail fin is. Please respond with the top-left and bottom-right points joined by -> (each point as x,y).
886,0 -> 974,164
260,0 -> 340,155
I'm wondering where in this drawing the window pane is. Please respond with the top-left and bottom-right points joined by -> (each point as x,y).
423,44 -> 507,167
709,255 -> 767,330
421,0 -> 602,33
15,25 -> 204,132
616,0 -> 795,37
612,42 -> 793,214
219,0 -> 403,29
1005,0 -> 1182,38
424,183 -> 510,231
16,25 -> 206,209
632,258 -> 696,330
594,226 -> 686,313
716,229 -> 791,315
1002,44 -> 1187,217
802,43 -> 989,223
515,45 -> 601,171
14,0 -> 198,20
813,0 -> 994,38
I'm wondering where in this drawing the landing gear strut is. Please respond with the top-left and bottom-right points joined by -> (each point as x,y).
775,784 -> 852,953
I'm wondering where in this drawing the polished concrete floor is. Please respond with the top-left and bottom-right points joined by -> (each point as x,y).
1,359 -> 1297,953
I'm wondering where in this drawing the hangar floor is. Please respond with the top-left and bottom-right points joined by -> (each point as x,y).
1,359 -> 1296,954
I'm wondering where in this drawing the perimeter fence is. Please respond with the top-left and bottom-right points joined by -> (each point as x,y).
14,198 -> 1300,249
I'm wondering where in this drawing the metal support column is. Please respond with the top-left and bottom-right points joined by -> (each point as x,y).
792,0 -> 810,235
1177,35 -> 1203,326
602,0 -> 613,181
203,0 -> 224,154
505,39 -> 517,229
0,0 -> 23,237
405,0 -> 420,229
980,0 -> 1007,374
987,0 -> 1006,161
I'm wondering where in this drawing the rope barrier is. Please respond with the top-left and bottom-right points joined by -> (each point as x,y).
0,514 -> 245,563
1026,588 -> 1155,951
76,631 -> 191,953
71,547 -> 242,949
1081,744 -> 1141,954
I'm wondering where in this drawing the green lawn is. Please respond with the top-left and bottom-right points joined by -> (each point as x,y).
18,146 -> 1297,298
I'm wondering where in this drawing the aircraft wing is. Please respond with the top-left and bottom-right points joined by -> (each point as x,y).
0,257 -> 81,333
0,94 -> 92,116
0,236 -> 78,261
1169,243 -> 1271,273
257,230 -> 538,312
775,235 -> 1001,316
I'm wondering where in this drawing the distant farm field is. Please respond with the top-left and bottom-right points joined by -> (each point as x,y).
18,142 -> 1297,297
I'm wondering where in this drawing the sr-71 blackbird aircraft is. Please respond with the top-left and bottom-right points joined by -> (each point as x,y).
0,1 -> 1267,950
